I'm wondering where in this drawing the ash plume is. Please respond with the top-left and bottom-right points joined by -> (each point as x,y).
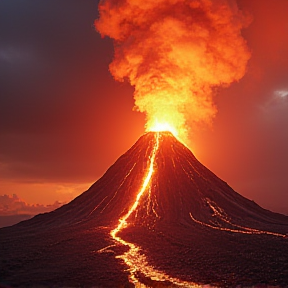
96,0 -> 251,141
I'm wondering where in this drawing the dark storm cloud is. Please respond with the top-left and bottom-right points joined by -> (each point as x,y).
0,0 -> 107,134
0,0 -> 144,183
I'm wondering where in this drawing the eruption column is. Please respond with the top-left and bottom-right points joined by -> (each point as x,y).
96,0 -> 251,141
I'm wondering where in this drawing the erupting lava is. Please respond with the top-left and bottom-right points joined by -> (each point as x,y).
149,122 -> 179,139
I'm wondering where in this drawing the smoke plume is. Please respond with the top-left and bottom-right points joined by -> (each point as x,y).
96,0 -> 251,141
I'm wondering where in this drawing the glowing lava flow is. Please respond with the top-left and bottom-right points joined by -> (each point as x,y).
111,134 -> 159,239
109,132 -> 201,287
190,199 -> 286,238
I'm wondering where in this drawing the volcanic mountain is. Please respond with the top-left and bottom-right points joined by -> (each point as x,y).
1,132 -> 287,288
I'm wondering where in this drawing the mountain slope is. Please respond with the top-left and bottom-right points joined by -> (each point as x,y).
0,132 -> 287,287
15,132 -> 288,232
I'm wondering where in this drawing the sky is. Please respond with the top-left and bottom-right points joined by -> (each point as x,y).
0,0 -> 287,215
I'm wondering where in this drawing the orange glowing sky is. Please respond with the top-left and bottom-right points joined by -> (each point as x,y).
0,0 -> 287,216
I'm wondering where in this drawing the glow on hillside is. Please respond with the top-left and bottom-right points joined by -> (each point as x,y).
110,133 -> 159,239
190,199 -> 287,238
107,132 -> 201,287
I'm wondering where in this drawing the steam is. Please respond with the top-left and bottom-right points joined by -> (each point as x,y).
96,0 -> 251,141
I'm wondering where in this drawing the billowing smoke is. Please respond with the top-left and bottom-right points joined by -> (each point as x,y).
96,0 -> 251,141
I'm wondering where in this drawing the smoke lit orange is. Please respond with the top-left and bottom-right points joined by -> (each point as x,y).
96,0 -> 251,142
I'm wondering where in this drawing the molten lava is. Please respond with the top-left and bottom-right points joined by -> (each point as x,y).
110,132 -> 160,284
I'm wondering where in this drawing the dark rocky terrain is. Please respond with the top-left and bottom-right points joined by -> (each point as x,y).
1,132 -> 287,287
0,214 -> 32,229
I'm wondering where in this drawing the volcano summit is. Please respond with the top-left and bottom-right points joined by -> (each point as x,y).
1,132 -> 288,287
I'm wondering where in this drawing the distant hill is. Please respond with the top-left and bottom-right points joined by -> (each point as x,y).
0,214 -> 32,228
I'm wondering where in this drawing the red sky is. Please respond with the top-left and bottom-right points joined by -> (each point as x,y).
0,0 -> 287,215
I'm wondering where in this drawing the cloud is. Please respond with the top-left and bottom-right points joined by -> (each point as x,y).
0,194 -> 63,216
274,90 -> 288,98
260,88 -> 288,117
0,0 -> 143,185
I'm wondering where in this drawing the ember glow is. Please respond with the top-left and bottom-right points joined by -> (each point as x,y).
149,121 -> 178,138
96,0 -> 251,141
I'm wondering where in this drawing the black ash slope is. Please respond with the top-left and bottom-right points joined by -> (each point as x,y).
0,132 -> 287,287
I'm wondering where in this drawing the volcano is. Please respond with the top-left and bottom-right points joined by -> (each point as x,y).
1,132 -> 288,288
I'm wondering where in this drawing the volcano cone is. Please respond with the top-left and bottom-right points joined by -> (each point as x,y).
1,132 -> 287,287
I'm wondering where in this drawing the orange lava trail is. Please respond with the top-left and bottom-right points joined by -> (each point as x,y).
109,132 -> 202,287
190,200 -> 287,238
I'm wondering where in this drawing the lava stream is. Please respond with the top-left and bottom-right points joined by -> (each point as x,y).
190,200 -> 286,238
109,132 -> 201,287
